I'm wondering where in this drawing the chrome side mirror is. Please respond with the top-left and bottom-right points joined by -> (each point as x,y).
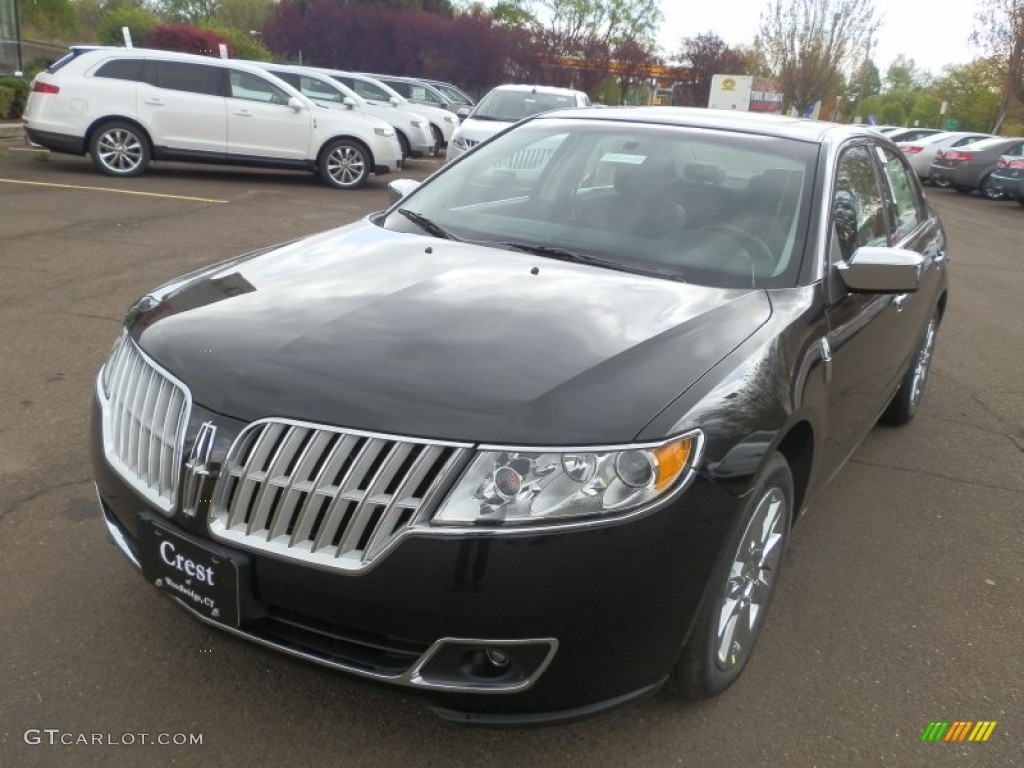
343,96 -> 357,110
838,247 -> 923,293
287,96 -> 305,112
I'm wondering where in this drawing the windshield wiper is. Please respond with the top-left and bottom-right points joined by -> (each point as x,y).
496,241 -> 687,282
396,208 -> 460,241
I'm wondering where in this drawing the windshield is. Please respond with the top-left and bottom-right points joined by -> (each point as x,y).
474,89 -> 578,122
381,119 -> 817,289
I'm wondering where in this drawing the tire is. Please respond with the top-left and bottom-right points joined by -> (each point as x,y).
953,185 -> 972,194
881,308 -> 939,426
429,123 -> 444,148
89,121 -> 150,177
670,452 -> 793,700
1017,195 -> 1024,208
396,131 -> 411,160
979,173 -> 1005,201
318,139 -> 370,189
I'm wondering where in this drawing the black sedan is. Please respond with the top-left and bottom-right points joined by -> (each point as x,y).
989,154 -> 1024,207
928,136 -> 1024,198
92,108 -> 948,724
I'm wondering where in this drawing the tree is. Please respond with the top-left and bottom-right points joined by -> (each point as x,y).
148,23 -> 235,55
19,0 -> 78,38
972,0 -> 1024,131
931,58 -> 1007,132
97,6 -> 161,45
674,32 -> 747,107
758,0 -> 880,114
151,0 -> 219,26
215,0 -> 275,32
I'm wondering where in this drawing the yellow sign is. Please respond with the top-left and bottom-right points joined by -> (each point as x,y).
721,78 -> 737,91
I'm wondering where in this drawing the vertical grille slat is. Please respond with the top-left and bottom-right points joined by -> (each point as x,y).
99,337 -> 191,513
210,419 -> 471,571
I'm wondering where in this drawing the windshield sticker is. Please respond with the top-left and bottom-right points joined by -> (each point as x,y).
600,153 -> 647,165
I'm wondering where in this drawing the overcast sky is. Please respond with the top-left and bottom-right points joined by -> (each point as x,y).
658,0 -> 985,76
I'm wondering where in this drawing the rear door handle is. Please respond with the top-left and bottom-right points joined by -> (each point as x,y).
234,110 -> 252,117
143,98 -> 163,106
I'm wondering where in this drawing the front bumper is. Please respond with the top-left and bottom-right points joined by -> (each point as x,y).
91,392 -> 740,722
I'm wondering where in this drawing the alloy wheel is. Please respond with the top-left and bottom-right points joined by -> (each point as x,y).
97,128 -> 144,174
909,318 -> 937,409
714,487 -> 787,670
326,145 -> 366,187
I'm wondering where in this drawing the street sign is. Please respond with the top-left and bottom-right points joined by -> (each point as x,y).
943,118 -> 960,131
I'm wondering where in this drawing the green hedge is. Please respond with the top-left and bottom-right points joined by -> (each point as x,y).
0,77 -> 30,119
0,85 -> 14,119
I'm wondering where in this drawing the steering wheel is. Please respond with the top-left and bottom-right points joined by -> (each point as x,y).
701,223 -> 775,271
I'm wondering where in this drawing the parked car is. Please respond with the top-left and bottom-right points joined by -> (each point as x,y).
988,154 -> 1024,206
321,70 -> 458,148
419,78 -> 474,108
93,107 -> 948,723
357,72 -> 458,112
898,131 -> 994,181
247,62 -> 435,159
928,136 -> 1024,198
23,47 -> 402,188
446,84 -> 591,163
883,127 -> 944,143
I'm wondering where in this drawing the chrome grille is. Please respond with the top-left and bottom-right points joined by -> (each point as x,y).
101,336 -> 191,513
209,419 -> 471,571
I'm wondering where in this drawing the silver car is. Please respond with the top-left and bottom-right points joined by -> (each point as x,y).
898,131 -> 994,181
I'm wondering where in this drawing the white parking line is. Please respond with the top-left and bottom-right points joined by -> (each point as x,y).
0,177 -> 228,203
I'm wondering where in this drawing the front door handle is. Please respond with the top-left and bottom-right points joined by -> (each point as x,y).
143,99 -> 163,106
234,110 -> 252,117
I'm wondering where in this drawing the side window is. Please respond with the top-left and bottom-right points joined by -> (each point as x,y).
228,71 -> 290,105
299,76 -> 342,103
156,61 -> 225,97
877,146 -> 923,241
269,70 -> 300,90
832,144 -> 888,261
356,80 -> 389,101
94,59 -> 144,81
387,81 -> 410,97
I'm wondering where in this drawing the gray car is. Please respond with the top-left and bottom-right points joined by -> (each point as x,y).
928,136 -> 1024,198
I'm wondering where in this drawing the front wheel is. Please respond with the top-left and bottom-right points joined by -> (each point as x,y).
318,139 -> 370,189
670,452 -> 793,700
881,308 -> 939,426
89,121 -> 150,177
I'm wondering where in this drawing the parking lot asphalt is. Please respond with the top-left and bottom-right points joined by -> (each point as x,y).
1,150 -> 1021,768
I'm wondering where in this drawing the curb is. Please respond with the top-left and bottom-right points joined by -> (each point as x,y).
0,122 -> 28,147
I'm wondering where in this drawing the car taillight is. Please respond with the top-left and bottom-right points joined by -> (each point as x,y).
943,151 -> 973,162
996,156 -> 1008,168
900,145 -> 924,153
32,82 -> 60,94
1010,158 -> 1024,169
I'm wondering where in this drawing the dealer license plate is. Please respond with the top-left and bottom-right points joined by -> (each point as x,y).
138,516 -> 241,627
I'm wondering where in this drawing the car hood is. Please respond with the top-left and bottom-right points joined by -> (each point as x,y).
459,117 -> 511,143
130,222 -> 771,445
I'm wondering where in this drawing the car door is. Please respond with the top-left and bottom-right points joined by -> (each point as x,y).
874,143 -> 946,366
225,69 -> 312,161
137,59 -> 227,155
818,143 -> 910,477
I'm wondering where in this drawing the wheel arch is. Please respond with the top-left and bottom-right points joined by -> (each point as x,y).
86,116 -> 154,154
773,421 -> 814,522
317,135 -> 375,170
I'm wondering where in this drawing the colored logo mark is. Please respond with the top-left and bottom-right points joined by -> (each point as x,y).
920,721 -> 997,742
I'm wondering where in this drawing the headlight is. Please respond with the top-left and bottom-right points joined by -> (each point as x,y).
433,432 -> 702,526
374,127 -> 396,137
443,115 -> 457,124
410,120 -> 425,128
100,332 -> 127,397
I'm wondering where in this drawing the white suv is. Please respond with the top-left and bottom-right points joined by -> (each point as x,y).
447,84 -> 591,163
248,62 -> 436,159
23,47 -> 403,189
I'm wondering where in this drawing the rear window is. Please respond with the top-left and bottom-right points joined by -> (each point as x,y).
474,90 -> 579,122
94,59 -> 144,81
47,49 -> 93,74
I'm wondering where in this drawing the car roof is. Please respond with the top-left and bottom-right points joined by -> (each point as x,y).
69,46 -> 282,77
534,106 -> 873,144
488,83 -> 587,98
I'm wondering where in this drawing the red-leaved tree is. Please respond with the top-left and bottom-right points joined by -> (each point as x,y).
147,24 -> 237,58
